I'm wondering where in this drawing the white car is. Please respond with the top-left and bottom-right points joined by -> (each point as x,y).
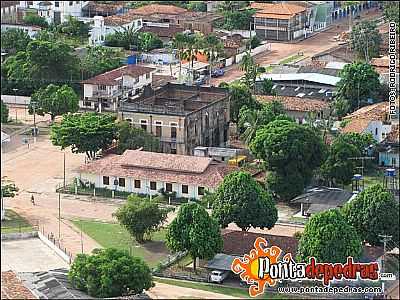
209,270 -> 229,284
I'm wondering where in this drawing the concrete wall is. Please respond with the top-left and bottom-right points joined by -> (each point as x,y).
365,121 -> 392,143
1,24 -> 40,38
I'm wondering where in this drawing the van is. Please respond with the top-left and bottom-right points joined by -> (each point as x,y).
209,270 -> 229,283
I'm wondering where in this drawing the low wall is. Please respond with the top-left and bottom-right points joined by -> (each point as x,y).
225,57 -> 234,67
38,231 -> 72,264
1,231 -> 38,240
217,29 -> 256,38
250,43 -> 271,56
1,95 -> 31,106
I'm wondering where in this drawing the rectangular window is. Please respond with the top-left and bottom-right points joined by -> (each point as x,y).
83,101 -> 91,107
155,121 -> 162,137
140,120 -> 147,131
134,180 -> 141,189
375,128 -> 378,135
99,85 -> 107,91
182,185 -> 188,194
69,1 -> 73,6
119,178 -> 125,187
146,73 -> 150,79
171,123 -> 177,139
55,1 -> 59,7
150,181 -> 157,190
166,183 -> 173,192
103,176 -> 109,185
198,186 -> 205,196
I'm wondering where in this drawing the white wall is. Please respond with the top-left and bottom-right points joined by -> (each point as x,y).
1,24 -> 40,38
365,121 -> 392,143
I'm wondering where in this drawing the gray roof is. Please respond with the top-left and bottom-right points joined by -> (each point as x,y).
257,73 -> 340,86
205,253 -> 237,271
291,187 -> 354,207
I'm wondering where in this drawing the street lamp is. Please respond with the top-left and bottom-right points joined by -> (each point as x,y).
12,88 -> 18,121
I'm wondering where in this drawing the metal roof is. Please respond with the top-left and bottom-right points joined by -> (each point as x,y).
325,61 -> 348,70
257,73 -> 340,86
291,186 -> 354,206
205,253 -> 237,271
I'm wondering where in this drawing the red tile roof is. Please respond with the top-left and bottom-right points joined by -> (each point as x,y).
256,95 -> 329,112
1,271 -> 37,299
82,65 -> 155,86
79,150 -> 238,189
385,125 -> 399,143
251,2 -> 306,19
129,4 -> 188,16
139,24 -> 184,38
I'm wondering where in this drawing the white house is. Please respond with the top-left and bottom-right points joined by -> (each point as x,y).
18,1 -> 89,24
378,125 -> 399,168
78,150 -> 235,200
81,65 -> 156,112
89,15 -> 143,46
341,102 -> 394,143
1,23 -> 41,38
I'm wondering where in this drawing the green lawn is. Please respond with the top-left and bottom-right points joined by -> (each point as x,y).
279,54 -> 304,65
154,277 -> 287,299
71,219 -> 169,267
1,209 -> 34,233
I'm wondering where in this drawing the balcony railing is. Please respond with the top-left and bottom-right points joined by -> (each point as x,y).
92,90 -> 122,97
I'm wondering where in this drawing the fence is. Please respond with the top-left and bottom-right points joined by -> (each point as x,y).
39,226 -> 73,264
155,251 -> 187,272
250,43 -> 271,57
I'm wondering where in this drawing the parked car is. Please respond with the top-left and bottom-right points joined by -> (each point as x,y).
211,68 -> 225,78
195,75 -> 207,86
209,270 -> 229,283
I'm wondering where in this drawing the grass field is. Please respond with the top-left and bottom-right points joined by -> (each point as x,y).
71,219 -> 169,267
1,209 -> 34,233
279,54 -> 304,65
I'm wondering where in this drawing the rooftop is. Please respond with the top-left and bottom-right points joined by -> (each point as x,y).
257,73 -> 340,86
128,4 -> 188,16
312,44 -> 356,63
82,65 -> 155,86
123,83 -> 229,116
251,2 -> 306,19
79,150 -> 236,189
384,124 -> 399,144
138,24 -> 184,38
256,95 -> 329,112
1,271 -> 37,299
291,186 -> 354,207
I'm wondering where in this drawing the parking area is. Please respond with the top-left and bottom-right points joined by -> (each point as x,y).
1,238 -> 69,272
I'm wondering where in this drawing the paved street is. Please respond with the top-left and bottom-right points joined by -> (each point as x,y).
211,9 -> 383,85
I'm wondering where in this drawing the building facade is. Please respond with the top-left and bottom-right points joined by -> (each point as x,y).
78,150 -> 235,199
120,83 -> 230,155
81,65 -> 156,112
1,1 -> 19,24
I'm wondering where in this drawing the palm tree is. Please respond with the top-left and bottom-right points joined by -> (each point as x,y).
203,34 -> 224,85
240,108 -> 264,145
240,51 -> 258,92
344,1 -> 361,32
181,33 -> 204,84
172,32 -> 188,81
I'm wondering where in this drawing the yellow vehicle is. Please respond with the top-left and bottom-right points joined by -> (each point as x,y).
228,155 -> 247,167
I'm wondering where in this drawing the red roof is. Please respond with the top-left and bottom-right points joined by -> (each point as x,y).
79,150 -> 238,189
129,4 -> 187,16
82,65 -> 155,86
1,271 -> 37,299
256,95 -> 329,112
251,2 -> 306,19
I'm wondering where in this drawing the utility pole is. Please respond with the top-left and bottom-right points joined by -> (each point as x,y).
63,151 -> 66,189
58,192 -> 61,241
379,234 -> 392,295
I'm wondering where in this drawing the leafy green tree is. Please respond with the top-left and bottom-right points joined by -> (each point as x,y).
105,25 -> 138,50
336,62 -> 381,111
51,112 -> 117,159
334,132 -> 376,155
342,184 -> 399,246
0,29 -> 31,54
68,248 -> 154,298
23,14 -> 48,28
383,1 -> 400,34
320,139 -> 360,187
260,78 -> 276,95
114,195 -> 170,243
58,16 -> 90,37
117,121 -> 161,153
350,20 -> 381,61
212,171 -> 278,231
220,8 -> 256,31
332,96 -> 350,119
228,83 -> 260,123
265,171 -> 306,202
240,51 -> 258,91
172,32 -> 189,79
1,100 -> 9,123
138,32 -> 163,52
250,119 -> 326,200
187,1 -> 207,12
248,36 -> 261,49
166,202 -> 223,271
29,84 -> 79,122
81,46 -> 123,78
297,209 -> 362,263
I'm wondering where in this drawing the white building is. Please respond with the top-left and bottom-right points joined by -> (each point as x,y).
1,23 -> 41,38
89,15 -> 143,46
81,65 -> 156,112
18,1 -> 89,24
78,150 -> 235,200
341,102 -> 394,143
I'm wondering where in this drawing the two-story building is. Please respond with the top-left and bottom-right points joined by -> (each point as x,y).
251,2 -> 307,41
78,149 -> 236,200
81,65 -> 156,112
120,83 -> 230,155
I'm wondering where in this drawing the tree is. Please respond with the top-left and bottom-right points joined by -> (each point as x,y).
343,1 -> 360,31
23,14 -> 48,28
248,36 -> 261,49
260,78 -> 276,95
203,34 -> 224,84
320,139 -> 360,187
228,83 -> 260,123
250,119 -> 326,200
334,132 -> 376,155
138,32 -> 163,52
350,20 -> 381,61
172,32 -> 189,80
240,51 -> 258,91
336,62 -> 381,111
114,195 -> 170,243
212,171 -> 278,231
81,46 -> 123,78
332,96 -> 350,119
29,84 -> 79,122
383,1 -> 399,34
117,121 -> 161,153
58,16 -> 90,37
220,9 -> 256,31
68,248 -> 154,298
0,29 -> 31,54
187,1 -> 207,12
51,112 -> 117,159
342,184 -> 399,246
1,182 -> 19,198
105,25 -> 138,50
297,209 -> 362,263
1,100 -> 9,123
166,202 -> 223,271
